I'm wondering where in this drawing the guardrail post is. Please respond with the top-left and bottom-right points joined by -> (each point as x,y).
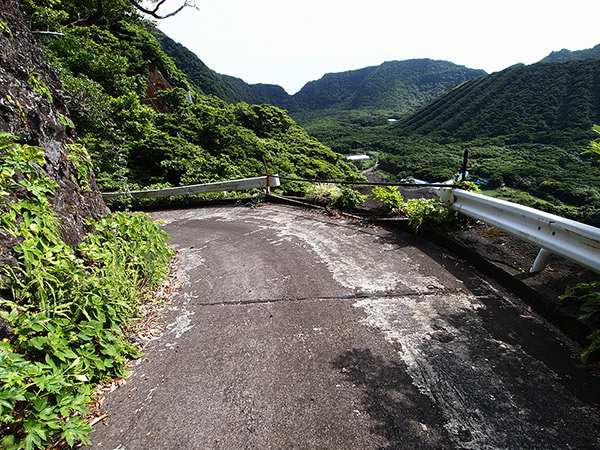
530,248 -> 553,273
438,185 -> 454,205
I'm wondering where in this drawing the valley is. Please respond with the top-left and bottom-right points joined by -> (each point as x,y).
158,32 -> 600,225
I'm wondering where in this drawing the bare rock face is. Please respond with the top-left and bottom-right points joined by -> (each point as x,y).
0,0 -> 110,252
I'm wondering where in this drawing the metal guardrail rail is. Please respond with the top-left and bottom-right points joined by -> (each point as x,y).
101,175 -> 281,200
101,174 -> 599,274
439,188 -> 600,274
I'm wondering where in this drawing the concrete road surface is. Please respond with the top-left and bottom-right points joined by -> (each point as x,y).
87,204 -> 600,450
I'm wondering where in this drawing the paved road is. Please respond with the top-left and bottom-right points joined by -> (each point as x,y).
88,204 -> 600,449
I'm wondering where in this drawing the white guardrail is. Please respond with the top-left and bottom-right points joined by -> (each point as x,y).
101,175 -> 280,200
439,188 -> 600,274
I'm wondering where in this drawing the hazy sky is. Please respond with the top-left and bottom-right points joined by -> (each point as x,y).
156,0 -> 600,94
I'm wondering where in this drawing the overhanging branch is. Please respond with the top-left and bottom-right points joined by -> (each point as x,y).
129,0 -> 196,19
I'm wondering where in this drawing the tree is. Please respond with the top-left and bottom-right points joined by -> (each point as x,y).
21,0 -> 196,30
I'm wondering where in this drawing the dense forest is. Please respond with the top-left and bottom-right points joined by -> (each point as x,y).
393,59 -> 600,142
19,0 -> 362,204
292,59 -> 485,112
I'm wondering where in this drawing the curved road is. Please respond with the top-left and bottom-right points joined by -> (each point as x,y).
88,204 -> 600,449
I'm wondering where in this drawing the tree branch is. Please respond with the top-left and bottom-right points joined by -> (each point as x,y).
129,0 -> 196,19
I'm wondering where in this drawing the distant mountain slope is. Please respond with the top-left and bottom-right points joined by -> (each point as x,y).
156,34 -> 486,115
156,31 -> 298,108
394,58 -> 600,143
155,30 -> 238,103
540,43 -> 600,64
293,59 -> 486,113
220,74 -> 299,110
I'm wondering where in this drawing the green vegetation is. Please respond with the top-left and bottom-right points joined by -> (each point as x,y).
156,31 -> 299,110
393,60 -> 600,143
370,186 -> 404,214
0,18 -> 12,37
291,57 -> 600,225
369,186 -> 450,232
20,0 -> 361,205
0,133 -> 173,449
158,37 -> 485,115
334,188 -> 365,211
297,124 -> 600,225
293,59 -> 485,113
560,127 -> 600,364
26,71 -> 52,104
402,198 -> 450,232
154,29 -> 238,103
304,184 -> 365,212
369,182 -> 481,231
145,20 -> 600,226
584,124 -> 600,164
306,183 -> 344,204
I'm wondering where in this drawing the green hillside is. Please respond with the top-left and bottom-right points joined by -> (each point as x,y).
220,74 -> 299,111
20,0 -> 361,203
393,59 -> 600,143
293,59 -> 486,112
293,59 -> 600,225
155,30 -> 238,103
155,31 -> 299,109
156,36 -> 485,115
540,43 -> 600,64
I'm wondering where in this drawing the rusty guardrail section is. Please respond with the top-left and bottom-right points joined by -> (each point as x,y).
101,175 -> 281,200
439,187 -> 600,274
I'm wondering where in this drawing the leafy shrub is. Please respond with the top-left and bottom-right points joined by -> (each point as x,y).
453,179 -> 481,193
305,183 -> 343,204
334,188 -> 365,211
0,133 -> 173,449
370,186 -> 404,214
584,124 -> 600,164
0,18 -> 13,37
402,198 -> 449,232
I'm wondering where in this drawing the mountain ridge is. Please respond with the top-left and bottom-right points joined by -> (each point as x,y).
540,43 -> 600,64
292,59 -> 486,113
155,31 -> 487,115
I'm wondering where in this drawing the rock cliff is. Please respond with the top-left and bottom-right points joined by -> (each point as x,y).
0,0 -> 109,255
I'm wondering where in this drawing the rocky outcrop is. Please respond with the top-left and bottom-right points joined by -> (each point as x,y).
0,0 -> 109,253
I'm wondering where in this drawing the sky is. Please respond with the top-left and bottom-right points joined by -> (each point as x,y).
155,0 -> 600,95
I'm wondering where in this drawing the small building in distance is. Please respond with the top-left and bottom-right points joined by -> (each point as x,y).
345,154 -> 370,161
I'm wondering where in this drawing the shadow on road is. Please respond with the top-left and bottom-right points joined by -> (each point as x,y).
332,348 -> 453,450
